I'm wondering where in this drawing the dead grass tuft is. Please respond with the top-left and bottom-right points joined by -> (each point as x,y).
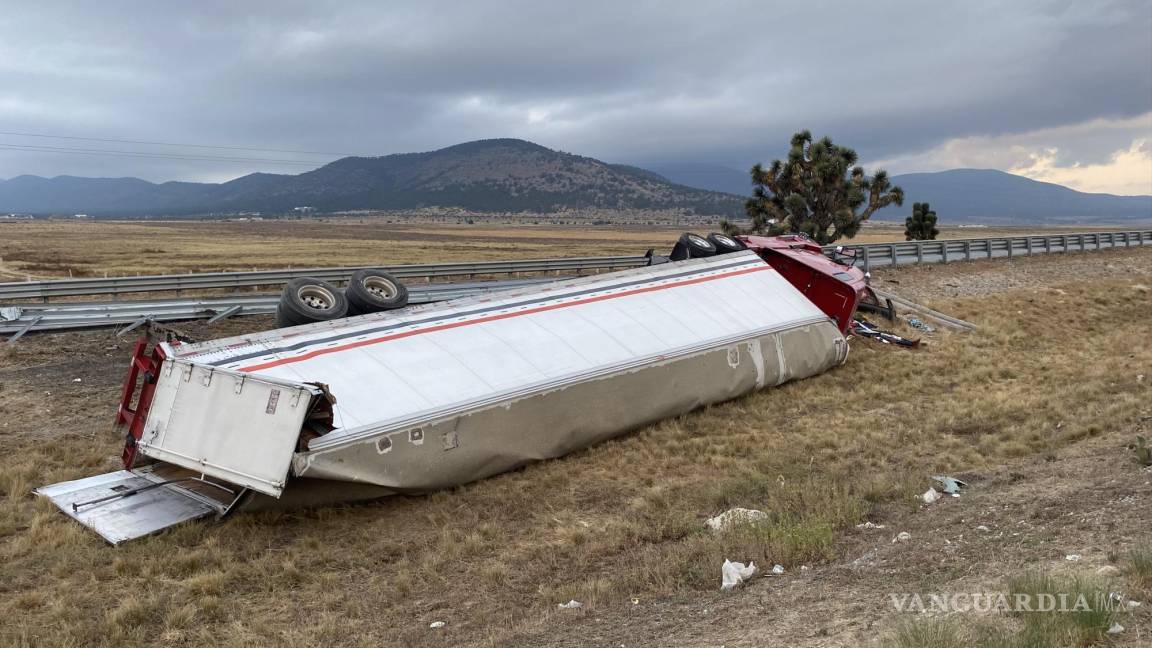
885,617 -> 969,648
1127,544 -> 1152,595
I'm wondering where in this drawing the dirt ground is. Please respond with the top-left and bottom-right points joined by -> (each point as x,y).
507,438 -> 1152,647
0,244 -> 1149,647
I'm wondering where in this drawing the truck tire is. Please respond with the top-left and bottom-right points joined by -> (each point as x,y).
277,277 -> 348,327
707,232 -> 747,254
346,269 -> 409,314
669,232 -> 717,261
275,304 -> 301,328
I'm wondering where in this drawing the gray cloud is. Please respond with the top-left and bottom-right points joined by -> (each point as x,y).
0,0 -> 1148,183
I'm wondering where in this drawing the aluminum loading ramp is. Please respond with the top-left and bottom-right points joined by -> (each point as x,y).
40,251 -> 849,542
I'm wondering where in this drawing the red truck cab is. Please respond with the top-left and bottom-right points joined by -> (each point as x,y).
737,234 -> 882,333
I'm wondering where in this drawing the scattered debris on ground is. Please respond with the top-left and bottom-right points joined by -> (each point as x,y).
720,560 -> 757,591
905,317 -> 935,332
932,474 -> 968,494
921,487 -> 942,504
705,508 -> 768,531
849,317 -> 920,348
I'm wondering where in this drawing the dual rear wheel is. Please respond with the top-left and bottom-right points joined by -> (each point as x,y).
275,270 -> 409,328
667,231 -> 747,261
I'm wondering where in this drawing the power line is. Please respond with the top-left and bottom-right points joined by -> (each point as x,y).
0,130 -> 362,157
0,142 -> 323,166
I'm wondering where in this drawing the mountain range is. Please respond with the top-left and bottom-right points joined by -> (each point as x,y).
0,139 -> 741,217
1,139 -> 1149,224
647,163 -> 1151,224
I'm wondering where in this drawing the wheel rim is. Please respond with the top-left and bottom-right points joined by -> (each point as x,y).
362,276 -> 397,300
714,235 -> 736,247
689,235 -> 710,249
297,285 -> 336,311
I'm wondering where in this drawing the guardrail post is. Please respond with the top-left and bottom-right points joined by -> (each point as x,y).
1026,237 -> 1033,256
963,241 -> 970,261
1007,238 -> 1014,259
1060,235 -> 1067,252
861,246 -> 871,273
1079,235 -> 1086,252
940,242 -> 948,264
987,239 -> 994,259
888,244 -> 897,267
916,241 -> 923,264
1094,234 -> 1101,250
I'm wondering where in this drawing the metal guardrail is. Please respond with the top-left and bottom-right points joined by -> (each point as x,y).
0,278 -> 557,337
1,229 -> 1148,339
2,231 -> 1147,303
0,255 -> 649,302
832,230 -> 1151,272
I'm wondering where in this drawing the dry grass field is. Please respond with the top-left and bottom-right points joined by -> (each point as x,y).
0,218 -> 1130,280
0,227 -> 1149,646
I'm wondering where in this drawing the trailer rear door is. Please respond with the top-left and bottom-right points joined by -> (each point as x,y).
134,360 -> 320,497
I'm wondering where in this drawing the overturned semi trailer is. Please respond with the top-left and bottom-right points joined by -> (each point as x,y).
39,251 -> 850,543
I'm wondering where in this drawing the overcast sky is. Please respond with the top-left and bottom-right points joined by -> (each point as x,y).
1,0 -> 1149,194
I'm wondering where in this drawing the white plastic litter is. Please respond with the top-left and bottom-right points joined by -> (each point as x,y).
1065,554 -> 1081,562
720,559 -> 757,591
771,564 -> 785,575
976,525 -> 990,532
1127,600 -> 1142,609
557,600 -> 582,609
922,487 -> 942,505
429,621 -> 446,629
856,521 -> 886,530
705,508 -> 768,531
1106,622 -> 1124,634
893,532 -> 912,543
72,378 -> 82,383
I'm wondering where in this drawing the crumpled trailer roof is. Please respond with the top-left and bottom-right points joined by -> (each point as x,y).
39,251 -> 849,543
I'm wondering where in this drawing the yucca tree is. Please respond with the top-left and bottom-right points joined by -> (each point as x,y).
905,202 -> 940,240
723,130 -> 904,244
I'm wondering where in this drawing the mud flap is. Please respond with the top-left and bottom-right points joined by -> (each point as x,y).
35,469 -> 236,545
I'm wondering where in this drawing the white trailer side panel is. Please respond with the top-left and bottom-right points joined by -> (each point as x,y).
165,252 -> 847,492
173,253 -> 825,430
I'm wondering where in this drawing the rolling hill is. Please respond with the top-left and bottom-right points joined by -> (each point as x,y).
643,162 -> 752,196
0,139 -> 743,217
876,169 -> 1151,224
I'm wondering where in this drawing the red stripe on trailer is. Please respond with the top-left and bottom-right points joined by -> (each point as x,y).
238,265 -> 773,373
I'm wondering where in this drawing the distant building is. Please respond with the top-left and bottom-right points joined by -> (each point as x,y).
74,214 -> 91,219
292,206 -> 317,217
